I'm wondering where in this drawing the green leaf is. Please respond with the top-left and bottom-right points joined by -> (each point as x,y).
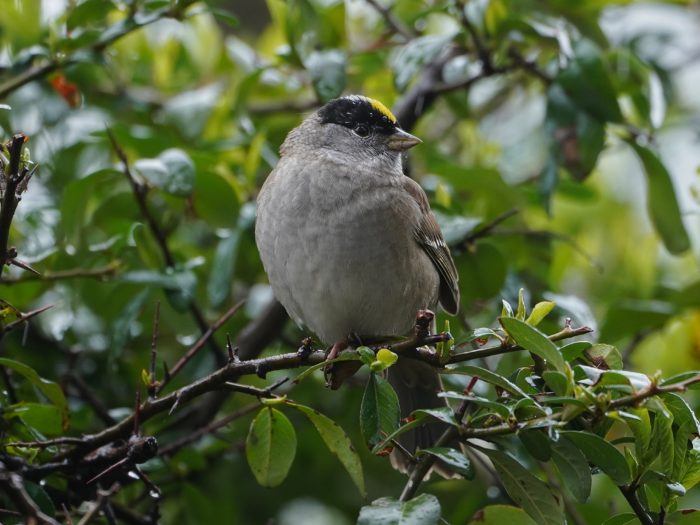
519,429 -> 552,462
648,405 -> 674,477
628,142 -> 690,254
457,242 -> 507,301
560,341 -> 593,362
360,373 -> 401,449
625,408 -> 652,463
543,371 -> 570,396
358,494 -> 441,525
550,437 -> 592,503
207,230 -> 241,308
555,39 -> 622,122
0,358 -> 68,430
444,364 -> 530,398
134,148 -> 195,197
601,514 -> 639,525
245,407 -> 297,487
24,481 -> 56,519
468,505 -> 538,525
15,403 -> 63,436
526,301 -> 556,327
584,344 -> 623,370
112,288 -> 151,358
391,34 -> 456,91
419,447 -> 474,479
290,403 -> 365,496
305,49 -> 346,101
545,85 -> 606,182
499,317 -> 566,372
560,431 -> 631,484
483,448 -> 565,525
516,288 -> 526,320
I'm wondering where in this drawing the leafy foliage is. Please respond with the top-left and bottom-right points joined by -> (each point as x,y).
0,0 -> 699,524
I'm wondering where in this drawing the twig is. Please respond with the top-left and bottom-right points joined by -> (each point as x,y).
157,300 -> 245,394
449,325 -> 593,363
619,483 -> 654,525
0,470 -> 61,525
157,403 -> 259,457
364,0 -> 415,40
66,373 -> 117,426
490,228 -> 602,271
0,262 -> 120,285
461,209 -> 520,246
222,376 -> 289,398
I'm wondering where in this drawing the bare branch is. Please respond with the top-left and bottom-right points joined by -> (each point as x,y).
1,262 -> 120,285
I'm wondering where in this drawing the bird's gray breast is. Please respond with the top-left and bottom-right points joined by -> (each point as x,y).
256,156 -> 439,344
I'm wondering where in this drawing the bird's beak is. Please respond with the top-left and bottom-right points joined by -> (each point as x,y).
386,129 -> 422,151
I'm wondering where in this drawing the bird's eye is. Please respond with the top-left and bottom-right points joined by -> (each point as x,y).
354,124 -> 370,137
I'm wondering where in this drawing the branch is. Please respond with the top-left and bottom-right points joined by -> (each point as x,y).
106,129 -> 226,366
0,469 -> 61,525
364,0 -> 415,40
449,324 -> 593,363
619,483 -> 654,525
157,403 -> 259,458
0,134 -> 28,278
156,300 -> 244,394
460,208 -> 520,246
0,262 -> 120,285
0,3 -> 196,99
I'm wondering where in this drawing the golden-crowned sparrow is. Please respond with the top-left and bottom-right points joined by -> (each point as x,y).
255,95 -> 459,470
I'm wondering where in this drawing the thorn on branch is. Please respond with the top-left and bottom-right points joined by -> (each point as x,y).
226,333 -> 239,363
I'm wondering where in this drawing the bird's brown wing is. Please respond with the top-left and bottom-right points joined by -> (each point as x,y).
402,176 -> 460,314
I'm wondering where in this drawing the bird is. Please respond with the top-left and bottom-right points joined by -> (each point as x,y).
255,94 -> 460,471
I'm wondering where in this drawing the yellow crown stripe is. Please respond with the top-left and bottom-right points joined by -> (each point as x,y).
365,97 -> 397,124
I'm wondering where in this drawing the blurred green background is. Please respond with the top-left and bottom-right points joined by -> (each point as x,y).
0,0 -> 699,523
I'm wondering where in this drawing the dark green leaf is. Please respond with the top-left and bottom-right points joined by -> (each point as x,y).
16,403 -> 63,436
560,431 -> 631,484
601,514 -> 639,525
444,364 -> 530,398
484,448 -> 565,525
628,142 -> 690,255
360,373 -> 401,449
0,358 -> 68,430
500,317 -> 567,372
555,39 -> 622,122
519,429 -> 552,461
207,230 -> 241,308
648,405 -> 674,477
542,371 -> 569,396
551,437 -> 592,503
560,341 -> 593,362
467,505 -> 538,525
245,407 -> 297,487
420,447 -> 474,479
292,403 -> 365,496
